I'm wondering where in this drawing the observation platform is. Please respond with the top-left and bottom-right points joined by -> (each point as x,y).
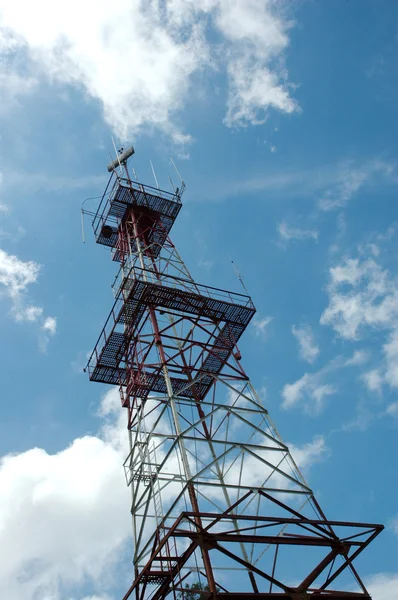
87,270 -> 255,401
92,175 -> 182,261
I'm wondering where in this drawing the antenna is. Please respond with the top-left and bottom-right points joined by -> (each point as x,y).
169,156 -> 186,196
229,255 -> 250,295
168,173 -> 176,194
149,159 -> 159,189
107,144 -> 135,173
133,167 -> 144,193
149,159 -> 163,198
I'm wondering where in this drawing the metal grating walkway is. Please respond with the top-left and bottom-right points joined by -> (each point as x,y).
92,179 -> 182,260
88,277 -> 255,400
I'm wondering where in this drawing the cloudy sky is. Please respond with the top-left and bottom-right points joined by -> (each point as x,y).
0,1 -> 398,598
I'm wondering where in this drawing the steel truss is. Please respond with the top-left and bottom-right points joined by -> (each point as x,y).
87,164 -> 382,599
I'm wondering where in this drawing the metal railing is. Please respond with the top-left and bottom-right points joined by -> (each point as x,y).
92,174 -> 182,239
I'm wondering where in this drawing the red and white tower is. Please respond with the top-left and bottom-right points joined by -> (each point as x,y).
86,148 -> 382,599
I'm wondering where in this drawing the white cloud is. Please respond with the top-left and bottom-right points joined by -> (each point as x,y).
0,388 -> 130,600
385,401 -> 398,416
188,0 -> 300,127
366,573 -> 398,600
252,314 -> 272,338
42,316 -> 57,335
311,383 -> 337,406
0,0 -> 299,139
0,248 -> 40,297
292,324 -> 319,363
39,316 -> 58,353
281,372 -> 311,409
0,248 -> 57,347
362,368 -> 383,395
318,160 -> 394,211
321,246 -> 398,396
289,435 -> 329,471
281,372 -> 337,414
14,305 -> 44,322
278,221 -> 318,243
344,349 -> 370,366
320,257 -> 398,340
212,158 -> 397,204
0,72 -> 38,114
78,596 -> 112,600
383,328 -> 398,388
281,351 -> 369,413
79,596 -> 112,600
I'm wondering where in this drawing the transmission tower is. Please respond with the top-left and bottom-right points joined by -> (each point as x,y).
85,147 -> 382,600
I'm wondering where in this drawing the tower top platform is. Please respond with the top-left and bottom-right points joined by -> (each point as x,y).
92,174 -> 182,260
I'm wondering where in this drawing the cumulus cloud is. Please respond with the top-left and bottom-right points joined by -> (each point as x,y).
0,0 -> 299,139
292,324 -> 319,363
0,248 -> 56,348
0,383 -> 333,599
320,257 -> 398,340
0,247 -> 40,296
0,388 -> 130,600
321,246 -> 398,399
278,221 -> 318,243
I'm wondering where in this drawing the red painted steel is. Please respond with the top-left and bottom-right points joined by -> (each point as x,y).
87,157 -> 382,599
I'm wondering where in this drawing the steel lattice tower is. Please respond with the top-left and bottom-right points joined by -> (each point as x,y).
86,148 -> 382,600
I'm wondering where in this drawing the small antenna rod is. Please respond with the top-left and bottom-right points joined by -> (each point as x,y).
168,173 -> 176,193
80,194 -> 103,244
150,159 -> 160,189
229,255 -> 250,295
81,209 -> 85,243
170,156 -> 184,185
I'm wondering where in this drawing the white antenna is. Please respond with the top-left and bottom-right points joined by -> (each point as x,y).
150,159 -> 160,189
168,173 -> 176,193
169,156 -> 183,183
169,157 -> 186,196
150,160 -> 163,198
132,167 -> 145,193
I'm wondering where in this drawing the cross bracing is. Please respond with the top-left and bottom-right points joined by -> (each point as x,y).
86,161 -> 382,600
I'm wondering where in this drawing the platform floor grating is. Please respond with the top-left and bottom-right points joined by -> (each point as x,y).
88,278 -> 255,399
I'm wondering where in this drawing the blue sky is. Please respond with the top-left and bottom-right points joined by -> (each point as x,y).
0,1 -> 398,598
